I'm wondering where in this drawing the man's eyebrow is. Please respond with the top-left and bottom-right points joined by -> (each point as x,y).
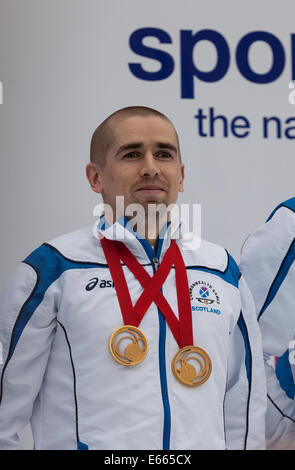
115,141 -> 178,156
116,143 -> 143,155
156,142 -> 178,153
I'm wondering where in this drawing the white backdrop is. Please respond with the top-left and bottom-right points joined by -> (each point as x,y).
0,0 -> 294,449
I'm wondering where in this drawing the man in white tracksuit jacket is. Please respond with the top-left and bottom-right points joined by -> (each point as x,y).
0,106 -> 266,450
240,197 -> 295,449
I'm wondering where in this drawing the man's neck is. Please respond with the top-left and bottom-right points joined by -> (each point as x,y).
103,207 -> 170,250
136,213 -> 169,251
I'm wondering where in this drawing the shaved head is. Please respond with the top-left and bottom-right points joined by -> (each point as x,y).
90,106 -> 181,168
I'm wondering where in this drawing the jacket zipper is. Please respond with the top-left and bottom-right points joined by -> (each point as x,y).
132,236 -> 171,450
153,257 -> 159,271
152,254 -> 171,450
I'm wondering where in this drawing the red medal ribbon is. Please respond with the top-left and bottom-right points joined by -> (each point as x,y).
100,237 -> 193,348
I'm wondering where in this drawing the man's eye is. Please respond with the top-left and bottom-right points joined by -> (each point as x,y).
157,152 -> 172,159
124,152 -> 140,159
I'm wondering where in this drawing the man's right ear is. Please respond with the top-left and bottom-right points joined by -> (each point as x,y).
85,162 -> 103,194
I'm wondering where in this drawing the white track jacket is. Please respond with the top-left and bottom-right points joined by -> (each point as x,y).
240,197 -> 295,449
0,218 -> 266,450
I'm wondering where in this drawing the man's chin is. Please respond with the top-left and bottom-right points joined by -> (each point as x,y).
134,199 -> 169,211
133,192 -> 168,206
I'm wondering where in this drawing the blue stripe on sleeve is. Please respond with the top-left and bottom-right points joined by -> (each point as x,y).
266,197 -> 295,222
186,251 -> 240,289
77,440 -> 89,450
276,350 -> 295,400
237,312 -> 252,449
237,313 -> 252,384
258,238 -> 295,320
8,243 -> 108,363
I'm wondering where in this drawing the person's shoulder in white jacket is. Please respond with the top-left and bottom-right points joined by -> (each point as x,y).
240,196 -> 295,450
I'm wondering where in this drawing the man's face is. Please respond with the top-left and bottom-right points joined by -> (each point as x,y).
96,115 -> 184,217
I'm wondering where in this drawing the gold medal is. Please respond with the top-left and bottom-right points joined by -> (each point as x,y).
171,345 -> 212,387
102,238 -> 210,382
109,325 -> 148,366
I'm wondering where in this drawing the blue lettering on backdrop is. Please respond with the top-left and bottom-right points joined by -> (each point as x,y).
128,28 -> 295,99
194,108 -> 251,138
236,31 -> 285,84
129,28 -> 174,81
180,30 -> 230,99
263,116 -> 295,139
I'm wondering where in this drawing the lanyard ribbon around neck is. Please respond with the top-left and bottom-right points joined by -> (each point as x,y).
100,237 -> 193,349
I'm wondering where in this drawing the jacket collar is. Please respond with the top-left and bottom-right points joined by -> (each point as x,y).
95,213 -> 186,263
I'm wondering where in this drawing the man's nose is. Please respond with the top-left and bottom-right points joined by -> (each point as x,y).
139,152 -> 160,178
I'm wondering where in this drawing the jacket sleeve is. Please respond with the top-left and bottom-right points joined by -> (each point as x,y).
240,206 -> 295,449
224,275 -> 266,450
0,260 -> 57,449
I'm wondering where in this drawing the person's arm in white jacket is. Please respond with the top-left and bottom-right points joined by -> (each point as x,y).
0,246 -> 57,449
224,274 -> 266,450
240,202 -> 295,449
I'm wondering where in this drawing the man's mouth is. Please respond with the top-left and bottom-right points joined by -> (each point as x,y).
136,185 -> 165,193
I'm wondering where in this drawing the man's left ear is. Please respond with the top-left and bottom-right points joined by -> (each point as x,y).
178,164 -> 184,193
85,162 -> 103,194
